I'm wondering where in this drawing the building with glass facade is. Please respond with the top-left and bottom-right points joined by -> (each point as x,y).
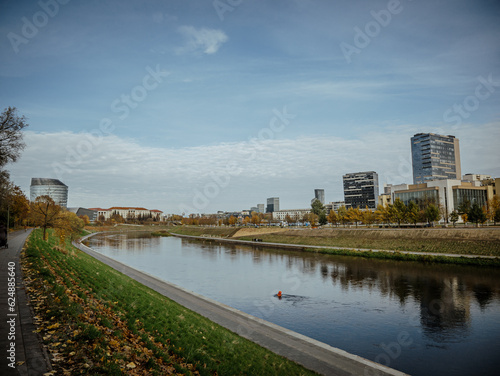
266,197 -> 280,213
30,178 -> 68,208
411,133 -> 461,184
343,171 -> 379,209
393,179 -> 490,223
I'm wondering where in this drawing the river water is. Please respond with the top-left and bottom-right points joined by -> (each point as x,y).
85,232 -> 500,376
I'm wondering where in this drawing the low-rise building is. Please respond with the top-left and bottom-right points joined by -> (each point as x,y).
89,207 -> 163,221
272,209 -> 310,221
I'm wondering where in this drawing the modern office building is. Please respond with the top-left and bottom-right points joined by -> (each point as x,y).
266,197 -> 280,213
411,133 -> 461,184
30,178 -> 68,208
314,189 -> 325,205
257,204 -> 265,213
393,179 -> 491,223
343,171 -> 379,209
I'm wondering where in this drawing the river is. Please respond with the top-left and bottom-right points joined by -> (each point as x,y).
84,232 -> 500,376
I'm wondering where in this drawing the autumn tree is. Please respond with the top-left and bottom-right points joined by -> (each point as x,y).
362,207 -> 376,227
310,199 -> 327,225
487,196 -> 500,224
0,107 -> 29,228
407,201 -> 419,227
347,207 -> 362,227
449,210 -> 459,227
54,211 -> 84,245
337,206 -> 348,227
29,196 -> 61,241
228,215 -> 237,226
392,198 -> 407,227
424,204 -> 440,225
327,209 -> 338,227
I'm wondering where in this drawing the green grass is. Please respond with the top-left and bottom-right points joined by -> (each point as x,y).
22,229 -> 317,375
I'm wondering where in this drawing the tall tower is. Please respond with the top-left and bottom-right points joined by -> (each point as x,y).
411,133 -> 461,184
314,189 -> 325,205
343,171 -> 379,209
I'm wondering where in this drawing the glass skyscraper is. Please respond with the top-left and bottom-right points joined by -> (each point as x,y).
411,133 -> 461,184
30,178 -> 68,208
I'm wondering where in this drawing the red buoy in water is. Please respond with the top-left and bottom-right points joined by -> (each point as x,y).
277,291 -> 282,298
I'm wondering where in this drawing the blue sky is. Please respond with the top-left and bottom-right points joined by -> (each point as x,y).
1,0 -> 499,214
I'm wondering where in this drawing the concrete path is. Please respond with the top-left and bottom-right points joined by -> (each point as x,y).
173,233 -> 499,260
75,234 -> 408,376
0,229 -> 52,376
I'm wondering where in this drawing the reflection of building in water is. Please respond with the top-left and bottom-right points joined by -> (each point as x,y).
418,277 -> 471,341
321,258 -> 500,342
89,233 -> 161,253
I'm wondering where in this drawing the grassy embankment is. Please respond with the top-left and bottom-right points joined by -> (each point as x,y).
21,229 -> 317,376
170,226 -> 500,267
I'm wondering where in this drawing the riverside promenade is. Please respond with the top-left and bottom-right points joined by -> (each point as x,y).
76,233 -> 408,376
0,229 -> 51,376
173,232 -> 500,260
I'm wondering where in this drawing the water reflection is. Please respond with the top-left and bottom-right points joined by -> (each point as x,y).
85,234 -> 500,376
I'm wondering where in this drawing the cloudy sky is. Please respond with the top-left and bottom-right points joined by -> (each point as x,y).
1,0 -> 499,214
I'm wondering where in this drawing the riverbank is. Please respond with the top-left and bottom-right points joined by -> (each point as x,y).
169,226 -> 500,267
21,229 -> 321,375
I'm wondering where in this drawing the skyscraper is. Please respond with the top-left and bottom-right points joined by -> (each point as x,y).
314,189 -> 325,205
411,133 -> 461,184
343,171 -> 379,209
30,178 -> 68,208
266,197 -> 280,213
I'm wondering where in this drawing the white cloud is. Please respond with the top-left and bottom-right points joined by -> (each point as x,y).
8,123 -> 499,214
176,26 -> 228,55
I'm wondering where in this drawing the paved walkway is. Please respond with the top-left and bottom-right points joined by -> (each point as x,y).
0,229 -> 51,376
173,233 -> 500,259
75,234 -> 408,376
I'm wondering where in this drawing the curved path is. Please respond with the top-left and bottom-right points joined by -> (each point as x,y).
75,233 -> 407,376
0,230 -> 52,376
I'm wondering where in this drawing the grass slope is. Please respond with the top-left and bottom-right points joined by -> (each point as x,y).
21,229 -> 317,375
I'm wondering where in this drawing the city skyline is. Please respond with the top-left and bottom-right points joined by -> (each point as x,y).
2,0 -> 499,214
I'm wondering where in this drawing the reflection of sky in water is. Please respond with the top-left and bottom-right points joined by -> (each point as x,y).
85,233 -> 500,376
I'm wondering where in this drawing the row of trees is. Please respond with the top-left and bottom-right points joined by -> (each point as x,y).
310,197 -> 500,228
0,107 -> 85,243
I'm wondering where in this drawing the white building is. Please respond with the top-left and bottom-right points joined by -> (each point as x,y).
90,207 -> 163,221
272,209 -> 311,221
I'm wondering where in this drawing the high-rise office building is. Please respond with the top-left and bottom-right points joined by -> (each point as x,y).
314,189 -> 325,205
411,133 -> 461,184
257,204 -> 265,213
30,178 -> 68,208
266,197 -> 280,213
343,171 -> 379,209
